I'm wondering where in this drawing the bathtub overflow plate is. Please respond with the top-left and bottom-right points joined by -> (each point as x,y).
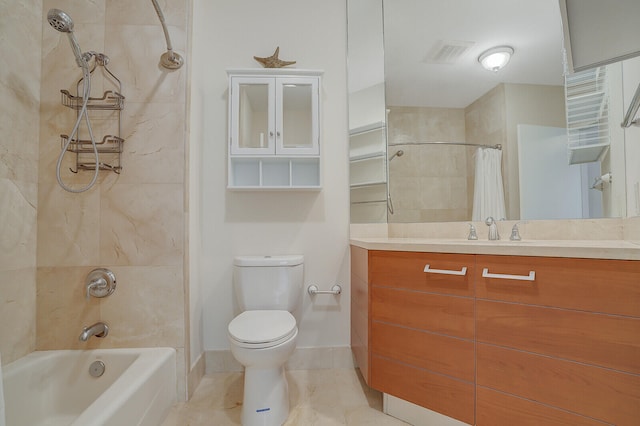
89,360 -> 106,377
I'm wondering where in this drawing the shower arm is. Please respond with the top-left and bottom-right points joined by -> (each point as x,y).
150,0 -> 184,70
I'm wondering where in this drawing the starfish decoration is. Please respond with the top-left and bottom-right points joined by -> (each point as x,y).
254,47 -> 296,68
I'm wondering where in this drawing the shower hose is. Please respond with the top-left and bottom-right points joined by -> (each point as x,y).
56,53 -> 100,193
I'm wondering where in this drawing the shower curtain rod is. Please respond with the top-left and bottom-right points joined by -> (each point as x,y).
388,141 -> 502,150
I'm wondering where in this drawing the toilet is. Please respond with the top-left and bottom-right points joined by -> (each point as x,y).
228,255 -> 304,426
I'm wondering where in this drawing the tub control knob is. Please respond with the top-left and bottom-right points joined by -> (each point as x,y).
85,268 -> 116,300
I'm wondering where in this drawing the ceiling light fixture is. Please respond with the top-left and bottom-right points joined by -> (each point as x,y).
478,46 -> 514,72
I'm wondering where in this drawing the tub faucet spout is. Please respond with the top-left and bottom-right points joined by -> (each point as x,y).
79,322 -> 109,342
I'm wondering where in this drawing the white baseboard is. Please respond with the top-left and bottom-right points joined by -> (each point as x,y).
383,394 -> 471,426
204,346 -> 355,374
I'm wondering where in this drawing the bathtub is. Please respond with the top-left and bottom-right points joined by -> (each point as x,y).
2,347 -> 176,426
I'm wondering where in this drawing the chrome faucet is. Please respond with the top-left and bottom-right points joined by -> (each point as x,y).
485,217 -> 500,240
79,322 -> 109,342
509,221 -> 528,241
467,223 -> 478,240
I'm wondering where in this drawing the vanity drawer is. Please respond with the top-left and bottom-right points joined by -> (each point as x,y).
370,251 -> 475,297
371,321 -> 474,382
372,355 -> 475,425
477,300 -> 640,374
477,343 -> 640,426
476,255 -> 640,317
371,285 -> 474,339
476,386 -> 609,426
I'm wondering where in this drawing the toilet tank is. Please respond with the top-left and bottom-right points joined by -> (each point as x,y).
233,255 -> 304,312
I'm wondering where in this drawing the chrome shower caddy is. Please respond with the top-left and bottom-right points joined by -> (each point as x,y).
59,54 -> 125,174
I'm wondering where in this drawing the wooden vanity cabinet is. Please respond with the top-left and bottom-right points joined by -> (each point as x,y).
351,247 -> 640,426
475,255 -> 640,426
355,249 -> 476,425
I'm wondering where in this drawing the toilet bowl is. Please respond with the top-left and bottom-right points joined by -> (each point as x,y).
229,311 -> 298,426
228,255 -> 304,426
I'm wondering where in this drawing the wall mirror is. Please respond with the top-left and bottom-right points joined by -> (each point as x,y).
348,0 -> 638,224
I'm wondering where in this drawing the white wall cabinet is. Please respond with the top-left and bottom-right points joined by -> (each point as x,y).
227,69 -> 322,189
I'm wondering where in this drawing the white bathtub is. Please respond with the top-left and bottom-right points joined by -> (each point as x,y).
2,348 -> 176,426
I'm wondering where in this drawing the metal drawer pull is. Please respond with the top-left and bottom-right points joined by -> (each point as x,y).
482,268 -> 535,281
423,265 -> 468,276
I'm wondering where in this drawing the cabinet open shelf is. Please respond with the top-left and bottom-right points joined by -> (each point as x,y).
229,157 -> 320,190
350,180 -> 387,188
350,155 -> 386,187
349,151 -> 386,162
349,122 -> 386,160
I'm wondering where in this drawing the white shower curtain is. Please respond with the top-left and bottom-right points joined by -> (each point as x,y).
472,147 -> 506,221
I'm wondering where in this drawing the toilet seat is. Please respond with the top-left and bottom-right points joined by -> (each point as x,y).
228,310 -> 297,349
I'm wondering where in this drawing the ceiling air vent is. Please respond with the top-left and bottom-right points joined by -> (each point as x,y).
426,40 -> 475,64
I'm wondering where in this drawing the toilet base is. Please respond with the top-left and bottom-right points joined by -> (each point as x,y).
242,366 -> 289,426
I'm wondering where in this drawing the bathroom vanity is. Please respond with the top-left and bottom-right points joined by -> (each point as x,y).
350,239 -> 640,426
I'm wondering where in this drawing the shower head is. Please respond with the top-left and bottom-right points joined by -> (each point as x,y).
389,150 -> 404,161
47,9 -> 86,68
47,8 -> 74,32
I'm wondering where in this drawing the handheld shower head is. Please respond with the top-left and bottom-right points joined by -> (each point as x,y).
47,9 -> 86,68
47,8 -> 74,32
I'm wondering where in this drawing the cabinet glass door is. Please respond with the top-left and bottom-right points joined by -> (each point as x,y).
231,78 -> 274,155
276,77 -> 319,155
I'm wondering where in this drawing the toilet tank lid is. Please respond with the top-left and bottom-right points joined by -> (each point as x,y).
233,255 -> 304,267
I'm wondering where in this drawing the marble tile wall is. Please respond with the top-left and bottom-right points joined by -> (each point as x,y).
0,0 -> 42,365
384,84 -> 563,225
36,0 -> 189,398
387,106 -> 470,222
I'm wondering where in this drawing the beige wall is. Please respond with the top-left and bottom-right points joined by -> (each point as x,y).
192,0 -> 350,352
34,0 -> 190,398
0,0 -> 42,365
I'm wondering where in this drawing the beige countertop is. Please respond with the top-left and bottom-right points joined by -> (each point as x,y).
350,237 -> 640,260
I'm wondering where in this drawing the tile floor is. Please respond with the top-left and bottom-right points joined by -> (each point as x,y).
162,368 -> 409,425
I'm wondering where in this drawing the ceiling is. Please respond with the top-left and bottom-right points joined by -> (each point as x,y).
381,0 -> 566,108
